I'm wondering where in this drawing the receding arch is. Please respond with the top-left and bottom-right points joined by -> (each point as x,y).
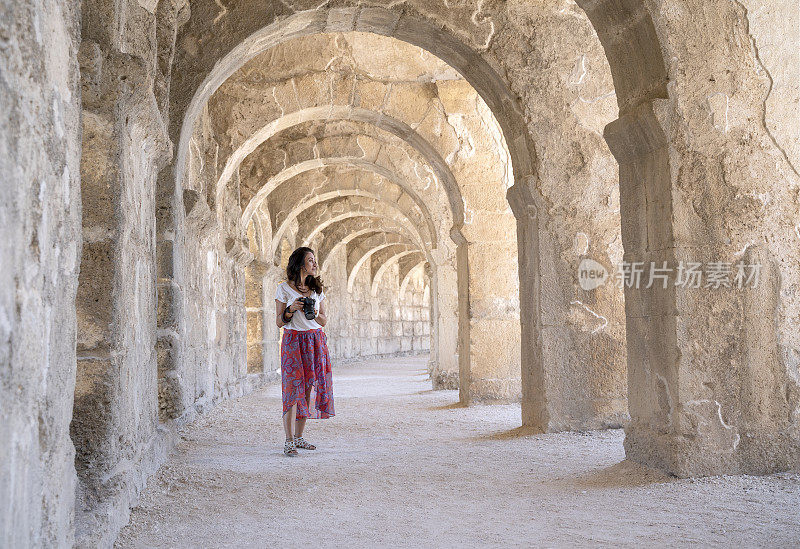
399,260 -> 428,301
371,250 -> 425,297
290,196 -> 429,257
266,189 -> 429,262
242,158 -> 439,254
347,240 -> 418,293
320,225 -> 415,272
216,106 -> 465,239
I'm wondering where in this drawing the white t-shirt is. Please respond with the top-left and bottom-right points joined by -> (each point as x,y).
275,281 -> 325,332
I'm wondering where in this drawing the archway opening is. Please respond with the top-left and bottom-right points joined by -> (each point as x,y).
166,26 -> 524,417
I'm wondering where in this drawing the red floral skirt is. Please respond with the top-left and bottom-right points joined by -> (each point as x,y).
280,328 -> 334,419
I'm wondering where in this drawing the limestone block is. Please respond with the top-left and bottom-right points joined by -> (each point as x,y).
460,182 -> 510,212
330,72 -> 357,106
353,78 -> 389,112
346,31 -> 459,82
246,311 -> 263,342
257,33 -> 341,78
81,112 -> 116,232
77,240 -> 115,350
468,318 -> 522,382
293,72 -> 334,110
436,80 -> 478,114
413,106 -> 459,158
282,139 -> 316,168
464,242 -> 520,300
383,82 -> 436,125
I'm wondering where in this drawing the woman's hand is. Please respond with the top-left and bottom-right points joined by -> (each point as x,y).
276,299 -> 301,327
315,299 -> 327,327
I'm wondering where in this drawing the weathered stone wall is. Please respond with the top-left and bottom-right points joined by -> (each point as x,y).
0,1 -> 82,546
738,0 -> 800,174
178,238 -> 249,411
161,104 -> 254,420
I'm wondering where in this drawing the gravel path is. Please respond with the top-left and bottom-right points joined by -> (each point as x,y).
116,355 -> 800,548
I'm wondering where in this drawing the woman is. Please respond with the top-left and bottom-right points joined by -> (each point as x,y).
275,247 -> 334,457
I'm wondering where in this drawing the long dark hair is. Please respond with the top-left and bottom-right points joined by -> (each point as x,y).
286,247 -> 324,294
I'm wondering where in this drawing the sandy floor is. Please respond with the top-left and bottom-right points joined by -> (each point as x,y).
116,356 -> 800,548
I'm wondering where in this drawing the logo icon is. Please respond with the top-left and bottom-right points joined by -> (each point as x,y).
578,258 -> 609,291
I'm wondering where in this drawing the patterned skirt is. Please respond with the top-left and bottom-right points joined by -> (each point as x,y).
280,328 -> 335,419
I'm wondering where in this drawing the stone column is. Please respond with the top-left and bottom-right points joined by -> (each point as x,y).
74,1 -> 181,544
507,183 -> 547,429
456,231 -> 522,404
429,254 -> 459,389
605,101 -> 800,476
245,261 -> 267,373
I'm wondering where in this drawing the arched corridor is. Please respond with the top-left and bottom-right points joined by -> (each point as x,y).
3,0 -> 800,546
116,356 -> 800,547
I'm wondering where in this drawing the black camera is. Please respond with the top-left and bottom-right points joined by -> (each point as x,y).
299,297 -> 316,320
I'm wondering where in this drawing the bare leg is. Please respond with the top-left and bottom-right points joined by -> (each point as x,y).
282,403 -> 296,440
295,387 -> 313,437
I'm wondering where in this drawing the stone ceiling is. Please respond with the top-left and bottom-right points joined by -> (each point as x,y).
191,31 -> 516,291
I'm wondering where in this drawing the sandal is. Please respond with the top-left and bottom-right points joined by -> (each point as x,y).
283,438 -> 298,457
294,436 -> 316,450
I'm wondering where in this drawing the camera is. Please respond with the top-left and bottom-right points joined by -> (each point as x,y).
299,297 -> 316,320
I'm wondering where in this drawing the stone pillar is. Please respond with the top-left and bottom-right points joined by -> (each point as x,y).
605,102 -> 800,476
456,232 -> 522,404
245,261 -> 268,373
74,0 -> 180,544
429,255 -> 459,389
508,183 -> 547,429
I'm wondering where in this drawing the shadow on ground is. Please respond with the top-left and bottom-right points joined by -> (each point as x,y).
476,425 -> 544,440
427,401 -> 468,411
547,460 -> 673,489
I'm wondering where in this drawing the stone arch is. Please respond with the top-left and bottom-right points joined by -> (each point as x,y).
371,250 -> 426,298
215,106 -> 466,238
266,189 -> 429,262
318,218 -> 417,271
244,160 -> 439,260
572,0 -> 668,115
399,260 -> 429,301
